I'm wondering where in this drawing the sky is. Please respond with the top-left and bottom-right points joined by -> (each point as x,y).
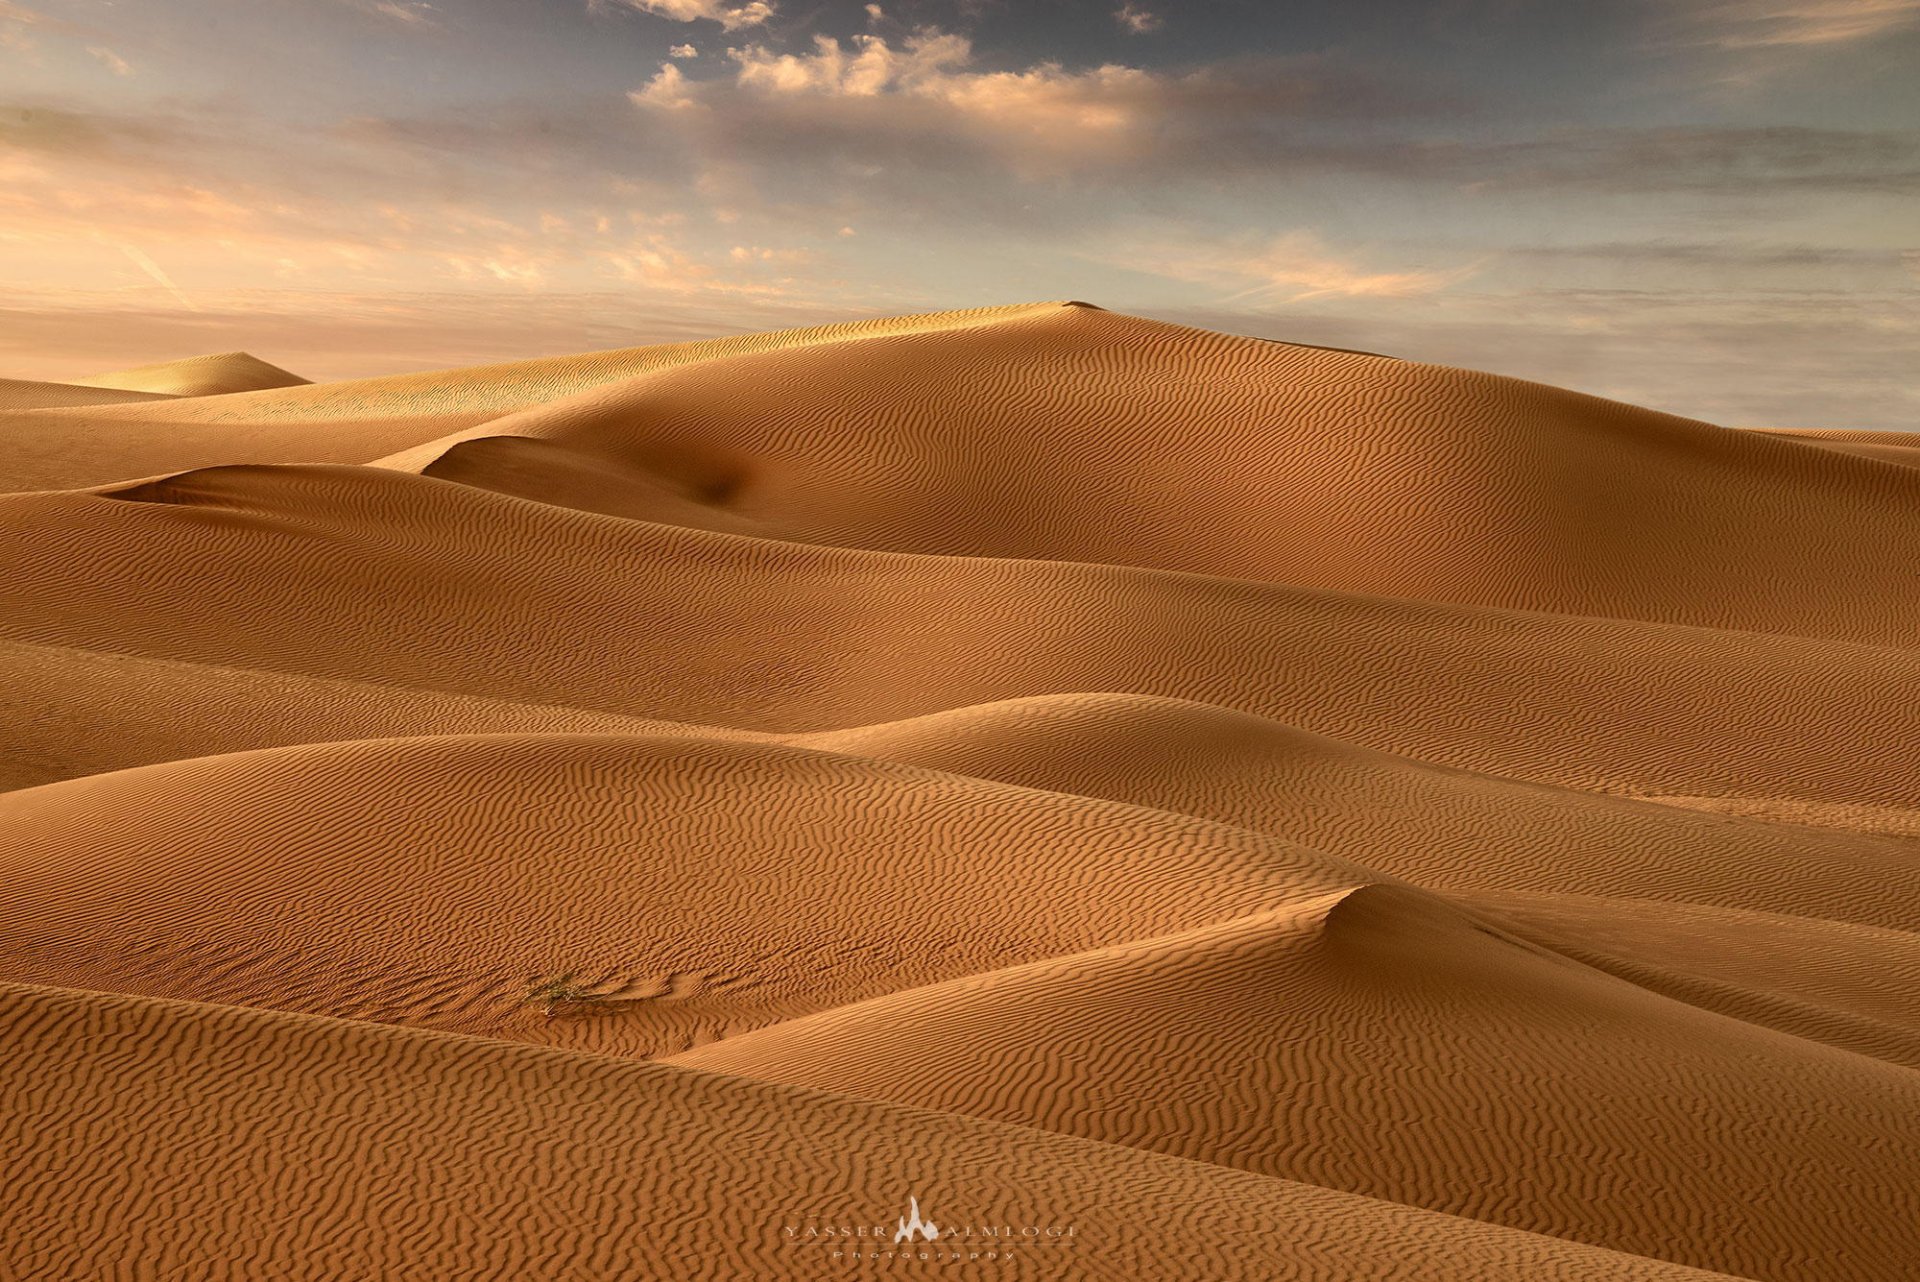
0,0 -> 1914,426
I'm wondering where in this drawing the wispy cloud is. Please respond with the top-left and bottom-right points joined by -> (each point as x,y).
85,45 -> 131,75
604,0 -> 774,30
0,0 -> 104,55
0,0 -> 87,36
1115,4 -> 1162,34
114,243 -> 199,312
1117,231 -> 1484,304
339,0 -> 441,29
1679,0 -> 1920,49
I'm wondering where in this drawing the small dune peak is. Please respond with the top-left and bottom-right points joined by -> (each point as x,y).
75,351 -> 312,398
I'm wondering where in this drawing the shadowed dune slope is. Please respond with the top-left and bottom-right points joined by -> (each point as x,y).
0,982 -> 1742,1282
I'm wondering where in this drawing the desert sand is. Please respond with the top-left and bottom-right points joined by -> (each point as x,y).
2,302 -> 1915,1280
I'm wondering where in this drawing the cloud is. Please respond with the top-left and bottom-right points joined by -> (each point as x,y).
632,33 -> 1463,172
728,31 -> 978,97
630,62 -> 696,109
1115,4 -> 1161,33
0,0 -> 108,56
1677,0 -> 1920,49
608,0 -> 774,30
86,45 -> 131,75
1449,125 -> 1920,194
0,0 -> 89,37
630,32 -> 1428,177
115,244 -> 198,312
670,42 -> 697,58
339,0 -> 442,27
627,29 -> 1178,173
1117,231 -> 1483,303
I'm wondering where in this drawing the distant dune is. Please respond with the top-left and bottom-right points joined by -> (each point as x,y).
71,350 -> 311,398
2,303 -> 1915,1280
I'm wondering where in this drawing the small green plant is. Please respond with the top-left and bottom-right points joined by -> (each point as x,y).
524,974 -> 613,1019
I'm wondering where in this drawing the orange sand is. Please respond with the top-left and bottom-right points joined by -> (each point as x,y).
1,303 -> 1913,1280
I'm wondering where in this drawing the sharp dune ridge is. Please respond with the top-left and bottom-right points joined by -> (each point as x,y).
2,301 -> 1916,1280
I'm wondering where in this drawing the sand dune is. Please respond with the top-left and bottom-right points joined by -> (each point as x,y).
2,303 -> 1915,1279
0,304 -> 1066,493
0,981 -> 1741,1281
670,884 -> 1920,1282
72,350 -> 311,398
5,462 -> 1919,810
0,733 -> 1372,1054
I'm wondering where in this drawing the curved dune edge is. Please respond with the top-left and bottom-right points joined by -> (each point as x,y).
0,981 -> 1742,1281
3,302 -> 1917,650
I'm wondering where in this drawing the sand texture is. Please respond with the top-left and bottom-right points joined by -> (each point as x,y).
1,302 -> 1914,1280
